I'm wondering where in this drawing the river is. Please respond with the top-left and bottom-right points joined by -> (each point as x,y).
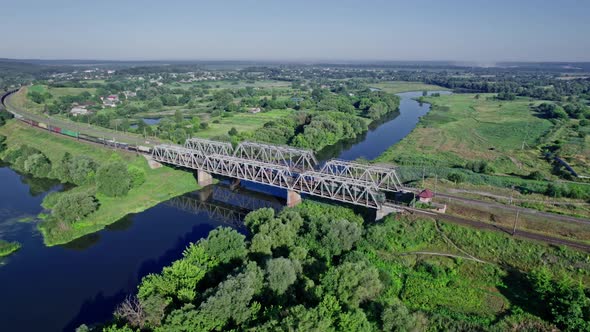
0,91 -> 448,331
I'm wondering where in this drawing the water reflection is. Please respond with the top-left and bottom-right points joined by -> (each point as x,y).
167,184 -> 284,229
60,233 -> 101,251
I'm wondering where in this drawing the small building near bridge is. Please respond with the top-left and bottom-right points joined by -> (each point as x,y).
418,189 -> 434,203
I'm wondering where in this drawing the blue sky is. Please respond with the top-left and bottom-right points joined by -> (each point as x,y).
0,0 -> 588,61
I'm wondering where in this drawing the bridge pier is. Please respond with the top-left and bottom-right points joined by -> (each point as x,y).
286,190 -> 302,207
197,169 -> 213,187
375,205 -> 400,221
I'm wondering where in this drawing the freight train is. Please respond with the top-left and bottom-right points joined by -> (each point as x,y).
1,89 -> 152,154
16,116 -> 152,153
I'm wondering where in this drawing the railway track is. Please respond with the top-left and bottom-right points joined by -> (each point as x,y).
408,208 -> 590,253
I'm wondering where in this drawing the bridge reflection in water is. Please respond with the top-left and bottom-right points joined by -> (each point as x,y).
166,184 -> 284,229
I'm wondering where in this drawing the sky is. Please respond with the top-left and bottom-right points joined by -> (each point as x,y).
0,0 -> 588,62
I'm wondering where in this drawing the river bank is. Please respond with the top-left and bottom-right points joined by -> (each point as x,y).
0,90 -> 446,330
0,120 -> 200,246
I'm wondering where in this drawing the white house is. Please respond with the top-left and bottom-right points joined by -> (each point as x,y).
70,106 -> 90,116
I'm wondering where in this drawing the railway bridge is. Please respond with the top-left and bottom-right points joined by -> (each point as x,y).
152,138 -> 405,219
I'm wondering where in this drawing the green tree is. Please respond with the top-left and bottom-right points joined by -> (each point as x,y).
68,155 -> 97,185
244,208 -> 275,233
24,153 -> 52,178
127,165 -> 146,188
202,227 -> 247,264
320,219 -> 362,258
321,260 -> 382,308
174,109 -> 183,123
338,309 -> 373,332
382,300 -> 417,332
265,257 -> 297,295
53,152 -> 72,182
96,161 -> 131,197
191,116 -> 201,130
52,189 -> 98,223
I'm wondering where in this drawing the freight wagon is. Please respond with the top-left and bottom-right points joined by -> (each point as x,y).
61,129 -> 79,138
137,145 -> 151,153
38,122 -> 48,129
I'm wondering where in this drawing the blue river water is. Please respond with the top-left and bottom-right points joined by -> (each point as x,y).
0,91 -> 447,331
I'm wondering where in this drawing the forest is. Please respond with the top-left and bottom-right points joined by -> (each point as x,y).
97,202 -> 590,332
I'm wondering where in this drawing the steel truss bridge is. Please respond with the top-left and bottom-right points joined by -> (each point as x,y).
153,138 -> 404,213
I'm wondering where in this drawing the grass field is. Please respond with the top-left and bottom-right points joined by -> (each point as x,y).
378,93 -> 554,176
192,109 -> 293,138
0,121 -> 199,246
15,85 -> 98,115
363,214 -> 590,324
372,81 -> 449,94
28,84 -> 97,99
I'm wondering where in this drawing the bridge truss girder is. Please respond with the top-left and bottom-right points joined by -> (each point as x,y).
184,137 -> 233,156
233,141 -> 317,172
294,171 -> 382,208
320,159 -> 403,192
152,144 -> 383,209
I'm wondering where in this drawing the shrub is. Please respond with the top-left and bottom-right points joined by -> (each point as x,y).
465,160 -> 494,174
24,153 -> 52,178
447,172 -> 465,183
128,165 -> 146,188
96,161 -> 131,197
528,170 -> 545,181
51,189 -> 98,224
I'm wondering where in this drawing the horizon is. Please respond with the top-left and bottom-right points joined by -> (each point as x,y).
3,58 -> 590,66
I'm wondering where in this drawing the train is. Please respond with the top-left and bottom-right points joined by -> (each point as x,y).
16,116 -> 152,154
2,88 -> 153,154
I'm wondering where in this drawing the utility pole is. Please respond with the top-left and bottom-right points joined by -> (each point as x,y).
434,174 -> 438,198
422,166 -> 425,188
512,210 -> 520,235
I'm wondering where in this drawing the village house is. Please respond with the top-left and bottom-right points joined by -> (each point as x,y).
101,95 -> 119,107
123,91 -> 137,98
70,106 -> 90,116
417,189 -> 434,203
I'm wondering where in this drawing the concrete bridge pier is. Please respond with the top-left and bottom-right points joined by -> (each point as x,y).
286,190 -> 302,207
375,205 -> 400,221
197,169 -> 213,187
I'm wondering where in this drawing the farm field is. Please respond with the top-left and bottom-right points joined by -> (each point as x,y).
191,109 -> 293,138
29,84 -> 97,98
